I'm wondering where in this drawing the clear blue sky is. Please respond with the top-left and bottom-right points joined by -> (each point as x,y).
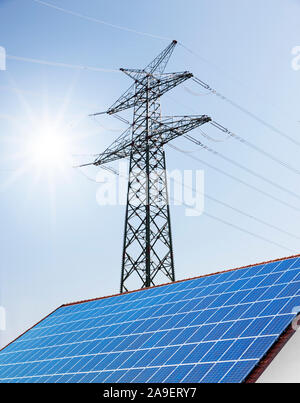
0,0 -> 300,347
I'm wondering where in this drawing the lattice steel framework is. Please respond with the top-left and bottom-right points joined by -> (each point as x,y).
84,41 -> 211,292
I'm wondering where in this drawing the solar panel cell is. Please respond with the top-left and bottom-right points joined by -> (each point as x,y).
260,299 -> 290,317
181,363 -> 213,382
170,327 -> 198,345
220,360 -> 257,383
241,336 -> 277,360
201,362 -> 235,383
241,317 -> 271,337
278,282 -> 300,298
261,314 -> 295,335
148,347 -> 179,367
190,309 -> 216,325
166,344 -> 197,365
204,322 -> 234,341
184,342 -> 215,363
155,329 -> 183,347
201,340 -> 233,362
258,273 -> 283,287
164,364 -> 194,382
244,287 -> 269,302
258,262 -> 280,275
133,367 -> 159,383
148,366 -> 177,383
222,320 -> 252,339
118,368 -> 141,383
188,325 -> 215,343
273,258 -> 299,272
221,338 -> 254,361
223,304 -> 251,321
259,285 -> 284,301
241,276 -> 264,290
280,296 -> 300,314
90,371 -> 112,383
241,302 -> 266,319
206,306 -> 234,323
104,370 -> 128,383
276,269 -> 300,284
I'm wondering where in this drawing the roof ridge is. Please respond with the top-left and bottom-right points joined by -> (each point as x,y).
62,252 -> 300,308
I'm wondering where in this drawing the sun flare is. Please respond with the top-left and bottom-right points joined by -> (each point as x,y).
26,126 -> 70,170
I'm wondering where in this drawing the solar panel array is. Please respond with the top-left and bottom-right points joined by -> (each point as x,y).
1,256 -> 300,383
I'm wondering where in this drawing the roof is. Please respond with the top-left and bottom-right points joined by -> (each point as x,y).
1,253 -> 300,383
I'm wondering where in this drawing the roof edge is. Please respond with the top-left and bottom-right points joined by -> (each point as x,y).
0,306 -> 62,353
245,323 -> 296,383
63,253 -> 300,307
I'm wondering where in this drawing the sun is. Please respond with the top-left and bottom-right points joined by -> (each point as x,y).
22,119 -> 74,180
26,126 -> 70,171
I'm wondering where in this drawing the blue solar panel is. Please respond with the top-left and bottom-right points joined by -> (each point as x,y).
0,256 -> 299,383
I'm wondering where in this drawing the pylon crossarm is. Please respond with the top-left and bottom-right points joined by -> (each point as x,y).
92,115 -> 210,167
151,115 -> 212,144
121,68 -> 189,82
107,71 -> 193,115
92,115 -> 211,167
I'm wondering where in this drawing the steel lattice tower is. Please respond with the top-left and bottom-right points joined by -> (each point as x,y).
83,41 -> 211,293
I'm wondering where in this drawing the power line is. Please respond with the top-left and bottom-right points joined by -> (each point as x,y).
31,0 -> 171,41
75,155 -> 300,239
184,134 -> 300,202
166,88 -> 300,215
209,120 -> 300,175
7,54 -> 120,73
198,127 -> 231,143
201,209 -> 296,254
75,164 -> 298,253
168,143 -> 300,214
193,77 -> 300,148
74,167 -> 99,183
92,116 -> 122,133
170,177 -> 300,241
178,42 -> 249,90
166,92 -> 300,201
74,165 -> 118,183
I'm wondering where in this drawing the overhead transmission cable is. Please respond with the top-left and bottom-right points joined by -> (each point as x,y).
170,177 -> 300,241
209,120 -> 300,175
166,92 -> 300,202
167,143 -> 300,214
192,76 -> 300,148
31,0 -> 172,41
183,134 -> 300,202
74,164 -> 298,252
6,54 -> 121,73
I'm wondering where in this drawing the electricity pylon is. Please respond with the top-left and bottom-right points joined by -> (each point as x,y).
83,40 -> 211,293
